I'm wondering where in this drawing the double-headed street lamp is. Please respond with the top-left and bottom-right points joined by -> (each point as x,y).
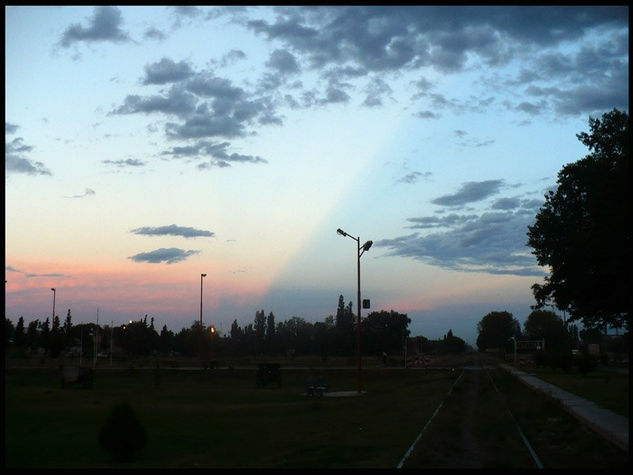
337,228 -> 373,394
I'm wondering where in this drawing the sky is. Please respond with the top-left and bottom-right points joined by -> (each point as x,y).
4,6 -> 629,346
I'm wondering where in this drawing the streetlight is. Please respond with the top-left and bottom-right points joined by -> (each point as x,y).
200,274 -> 207,329
336,228 -> 373,394
51,288 -> 56,324
199,273 -> 207,366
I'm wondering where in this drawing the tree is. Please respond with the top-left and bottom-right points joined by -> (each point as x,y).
523,310 -> 570,352
14,317 -> 26,347
254,309 -> 266,353
476,311 -> 521,351
527,109 -> 629,331
362,310 -> 410,355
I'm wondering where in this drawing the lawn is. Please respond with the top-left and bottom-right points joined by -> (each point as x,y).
5,365 -> 457,468
511,364 -> 629,416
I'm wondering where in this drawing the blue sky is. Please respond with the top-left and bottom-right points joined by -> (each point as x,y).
5,6 -> 629,345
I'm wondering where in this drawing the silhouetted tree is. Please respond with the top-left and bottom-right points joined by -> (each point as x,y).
527,109 -> 629,331
39,318 -> 50,351
48,315 -> 63,357
254,309 -> 266,353
14,317 -> 26,347
476,311 -> 521,351
335,295 -> 355,355
265,312 -> 276,353
523,310 -> 570,352
362,310 -> 410,355
26,319 -> 39,349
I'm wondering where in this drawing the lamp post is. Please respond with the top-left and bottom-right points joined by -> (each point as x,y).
200,274 -> 207,329
51,288 -> 56,324
337,228 -> 373,394
199,274 -> 207,366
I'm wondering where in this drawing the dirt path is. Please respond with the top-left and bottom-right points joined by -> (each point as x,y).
402,356 -> 537,468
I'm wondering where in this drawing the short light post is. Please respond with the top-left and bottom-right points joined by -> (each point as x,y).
337,228 -> 372,394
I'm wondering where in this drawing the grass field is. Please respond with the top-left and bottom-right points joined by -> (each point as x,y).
4,354 -> 629,468
511,365 -> 629,416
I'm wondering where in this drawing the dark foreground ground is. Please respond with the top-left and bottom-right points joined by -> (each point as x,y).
4,353 -> 629,468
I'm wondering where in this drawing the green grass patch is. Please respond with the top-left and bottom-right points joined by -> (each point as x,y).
5,367 -> 457,468
516,365 -> 629,416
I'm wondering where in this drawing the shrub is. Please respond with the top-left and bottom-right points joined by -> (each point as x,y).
98,403 -> 148,462
575,352 -> 598,376
551,351 -> 574,373
534,350 -> 547,367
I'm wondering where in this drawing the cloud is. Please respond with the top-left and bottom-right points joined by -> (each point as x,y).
491,197 -> 521,210
102,158 -> 146,168
5,137 -> 52,176
66,188 -> 96,199
59,6 -> 130,47
129,248 -> 200,264
397,171 -> 432,184
376,210 -> 544,276
6,122 -> 19,134
143,27 -> 167,41
162,140 -> 267,167
142,57 -> 194,85
431,180 -> 504,207
5,265 -> 69,279
266,49 -> 301,75
130,224 -> 215,239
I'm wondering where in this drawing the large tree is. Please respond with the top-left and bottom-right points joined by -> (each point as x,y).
523,310 -> 570,352
476,311 -> 521,352
527,109 -> 629,331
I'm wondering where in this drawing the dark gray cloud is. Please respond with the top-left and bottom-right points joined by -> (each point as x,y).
266,49 -> 300,74
102,158 -> 146,168
112,85 -> 197,117
129,247 -> 200,264
248,7 -> 626,74
491,197 -> 521,210
431,180 -> 504,207
59,6 -> 130,47
142,58 -> 194,85
376,209 -> 544,276
5,137 -> 52,176
131,224 -> 214,239
6,122 -> 19,134
162,140 -> 266,167
245,6 -> 627,118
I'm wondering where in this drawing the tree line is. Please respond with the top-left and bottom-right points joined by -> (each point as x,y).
4,295 -> 425,359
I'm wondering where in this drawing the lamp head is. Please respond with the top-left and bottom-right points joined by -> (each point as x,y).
362,240 -> 373,252
336,228 -> 348,237
201,273 -> 207,277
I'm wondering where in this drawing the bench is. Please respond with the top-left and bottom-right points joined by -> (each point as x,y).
306,377 -> 328,397
61,365 -> 94,389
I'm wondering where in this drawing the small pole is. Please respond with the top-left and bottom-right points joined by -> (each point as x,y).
110,320 -> 113,367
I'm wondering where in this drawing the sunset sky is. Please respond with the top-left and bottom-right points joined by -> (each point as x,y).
5,6 -> 628,345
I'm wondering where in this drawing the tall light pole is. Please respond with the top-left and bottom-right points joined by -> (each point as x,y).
200,274 -> 207,329
51,288 -> 56,324
200,273 -> 207,366
337,228 -> 373,394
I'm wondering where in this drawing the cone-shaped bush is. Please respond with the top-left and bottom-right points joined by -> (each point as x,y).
98,402 -> 148,462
